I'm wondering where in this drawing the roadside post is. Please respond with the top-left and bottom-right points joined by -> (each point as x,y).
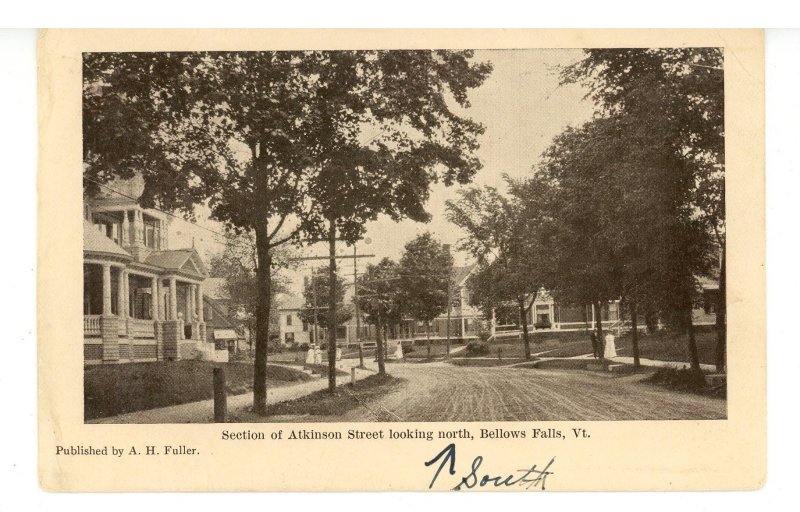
213,367 -> 227,423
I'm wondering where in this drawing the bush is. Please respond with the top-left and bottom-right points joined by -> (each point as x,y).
648,368 -> 708,393
299,342 -> 310,352
401,341 -> 415,354
465,341 -> 490,356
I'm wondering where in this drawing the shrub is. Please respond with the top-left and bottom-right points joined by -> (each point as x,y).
465,341 -> 490,356
476,325 -> 491,343
648,368 -> 708,393
401,341 -> 415,354
299,342 -> 310,352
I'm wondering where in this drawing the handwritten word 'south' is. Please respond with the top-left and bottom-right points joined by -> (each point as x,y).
424,443 -> 555,491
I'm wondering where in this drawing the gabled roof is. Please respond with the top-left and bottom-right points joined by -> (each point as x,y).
83,220 -> 132,260
452,264 -> 477,287
145,248 -> 208,278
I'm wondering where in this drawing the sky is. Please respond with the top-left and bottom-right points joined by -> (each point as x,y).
169,49 -> 598,296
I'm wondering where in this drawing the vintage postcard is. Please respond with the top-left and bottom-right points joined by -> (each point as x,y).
38,28 -> 765,491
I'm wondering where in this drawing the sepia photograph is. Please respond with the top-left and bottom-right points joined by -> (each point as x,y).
80,47 -> 728,425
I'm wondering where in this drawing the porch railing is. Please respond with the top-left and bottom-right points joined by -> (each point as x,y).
84,315 -> 101,337
129,318 -> 155,339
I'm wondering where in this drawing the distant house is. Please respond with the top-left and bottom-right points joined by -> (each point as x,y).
524,278 -> 720,334
392,264 -> 484,342
83,177 -> 227,364
276,295 -> 312,347
277,265 -> 486,347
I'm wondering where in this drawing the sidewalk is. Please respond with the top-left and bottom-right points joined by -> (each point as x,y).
88,363 -> 375,424
561,352 -> 716,371
608,355 -> 716,372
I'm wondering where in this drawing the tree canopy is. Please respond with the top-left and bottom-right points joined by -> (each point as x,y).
298,266 -> 352,329
446,178 -> 551,359
356,257 -> 405,375
398,232 -> 453,328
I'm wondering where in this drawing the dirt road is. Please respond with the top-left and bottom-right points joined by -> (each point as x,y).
341,362 -> 726,421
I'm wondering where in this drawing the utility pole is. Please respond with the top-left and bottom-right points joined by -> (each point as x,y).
353,244 -> 364,368
289,247 -> 374,391
444,244 -> 452,359
351,237 -> 371,369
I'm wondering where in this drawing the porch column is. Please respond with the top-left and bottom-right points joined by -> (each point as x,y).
188,284 -> 196,322
100,264 -> 119,362
169,277 -> 178,320
151,276 -> 160,320
102,264 -> 112,315
117,269 -> 127,319
196,282 -> 204,322
152,276 -> 163,360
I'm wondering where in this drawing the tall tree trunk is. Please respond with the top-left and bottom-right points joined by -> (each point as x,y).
376,319 -> 386,376
253,224 -> 273,415
327,218 -> 337,393
630,301 -> 640,368
518,296 -> 531,360
715,246 -> 727,372
686,303 -> 701,374
595,301 -> 605,360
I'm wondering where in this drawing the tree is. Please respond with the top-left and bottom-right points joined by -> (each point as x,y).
298,265 -> 352,337
561,48 -> 724,372
297,50 -> 493,391
525,124 -> 626,361
356,258 -> 404,376
208,231 -> 295,351
398,233 -> 453,358
446,180 -> 549,360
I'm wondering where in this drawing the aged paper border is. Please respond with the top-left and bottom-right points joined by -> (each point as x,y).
37,28 -> 765,492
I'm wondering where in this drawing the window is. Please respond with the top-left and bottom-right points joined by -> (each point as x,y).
286,314 -> 292,326
145,224 -> 155,248
302,320 -> 308,332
